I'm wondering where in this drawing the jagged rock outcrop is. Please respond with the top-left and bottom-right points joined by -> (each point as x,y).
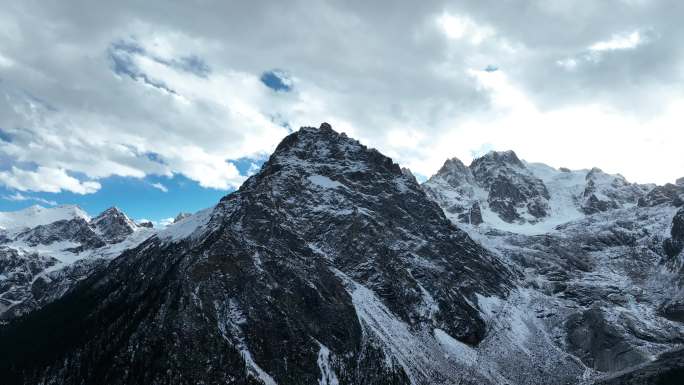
137,220 -> 154,228
470,151 -> 550,223
581,168 -> 647,214
566,308 -> 647,372
423,152 -> 665,233
466,202 -> 483,225
0,248 -> 57,317
173,212 -> 191,223
91,207 -> 137,243
639,183 -> 684,208
596,348 -> 684,385
400,167 -> 418,184
422,157 -> 480,225
663,208 -> 684,258
16,217 -> 105,249
423,151 -> 554,226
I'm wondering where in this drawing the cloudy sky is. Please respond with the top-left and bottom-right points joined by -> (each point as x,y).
0,0 -> 682,223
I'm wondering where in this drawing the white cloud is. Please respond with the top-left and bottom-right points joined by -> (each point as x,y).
135,217 -> 174,228
0,167 -> 101,194
556,58 -> 578,70
158,217 -> 175,228
558,29 -> 653,71
150,182 -> 168,192
437,13 -> 494,45
246,162 -> 261,176
0,32 -> 287,193
2,192 -> 57,206
0,51 -> 13,68
395,69 -> 684,184
589,30 -> 642,51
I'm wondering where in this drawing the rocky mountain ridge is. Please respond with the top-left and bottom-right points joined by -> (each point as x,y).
423,150 -> 677,234
0,205 -> 154,320
0,124 -> 682,384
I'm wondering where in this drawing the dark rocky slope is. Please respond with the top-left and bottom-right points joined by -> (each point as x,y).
0,124 -> 512,385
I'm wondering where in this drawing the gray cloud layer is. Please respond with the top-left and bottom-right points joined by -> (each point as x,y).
0,0 -> 682,192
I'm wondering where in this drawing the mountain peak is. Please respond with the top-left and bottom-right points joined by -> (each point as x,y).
173,212 -> 192,223
428,157 -> 475,189
586,167 -> 606,180
471,150 -> 524,168
91,206 -> 137,242
98,206 -> 124,216
401,167 -> 417,183
436,157 -> 469,175
0,204 -> 90,231
265,123 -> 403,180
271,123 -> 346,157
92,206 -> 132,224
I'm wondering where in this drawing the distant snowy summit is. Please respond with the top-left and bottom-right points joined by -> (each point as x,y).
423,150 -> 680,234
0,204 -> 90,233
0,204 -> 155,319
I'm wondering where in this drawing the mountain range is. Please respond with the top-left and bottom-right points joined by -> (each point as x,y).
0,123 -> 682,384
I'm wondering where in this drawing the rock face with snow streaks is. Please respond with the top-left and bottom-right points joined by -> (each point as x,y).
470,150 -> 550,223
90,207 -> 138,243
424,150 -> 684,383
424,151 -> 555,227
581,168 -> 648,214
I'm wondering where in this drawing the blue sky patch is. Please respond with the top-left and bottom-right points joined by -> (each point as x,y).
0,156 -> 268,224
470,143 -> 495,158
144,152 -> 167,165
0,174 -> 231,223
260,70 -> 292,92
0,128 -> 12,143
232,156 -> 266,177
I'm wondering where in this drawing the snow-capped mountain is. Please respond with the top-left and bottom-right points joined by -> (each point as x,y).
0,125 -> 682,384
0,205 -> 155,319
0,205 -> 90,234
423,150 -> 684,383
423,150 -> 670,235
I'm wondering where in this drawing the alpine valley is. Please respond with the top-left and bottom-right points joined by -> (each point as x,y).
1,124 -> 682,385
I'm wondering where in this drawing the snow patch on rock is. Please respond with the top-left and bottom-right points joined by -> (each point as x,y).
317,342 -> 339,385
434,328 -> 477,365
308,174 -> 344,189
158,206 -> 214,242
